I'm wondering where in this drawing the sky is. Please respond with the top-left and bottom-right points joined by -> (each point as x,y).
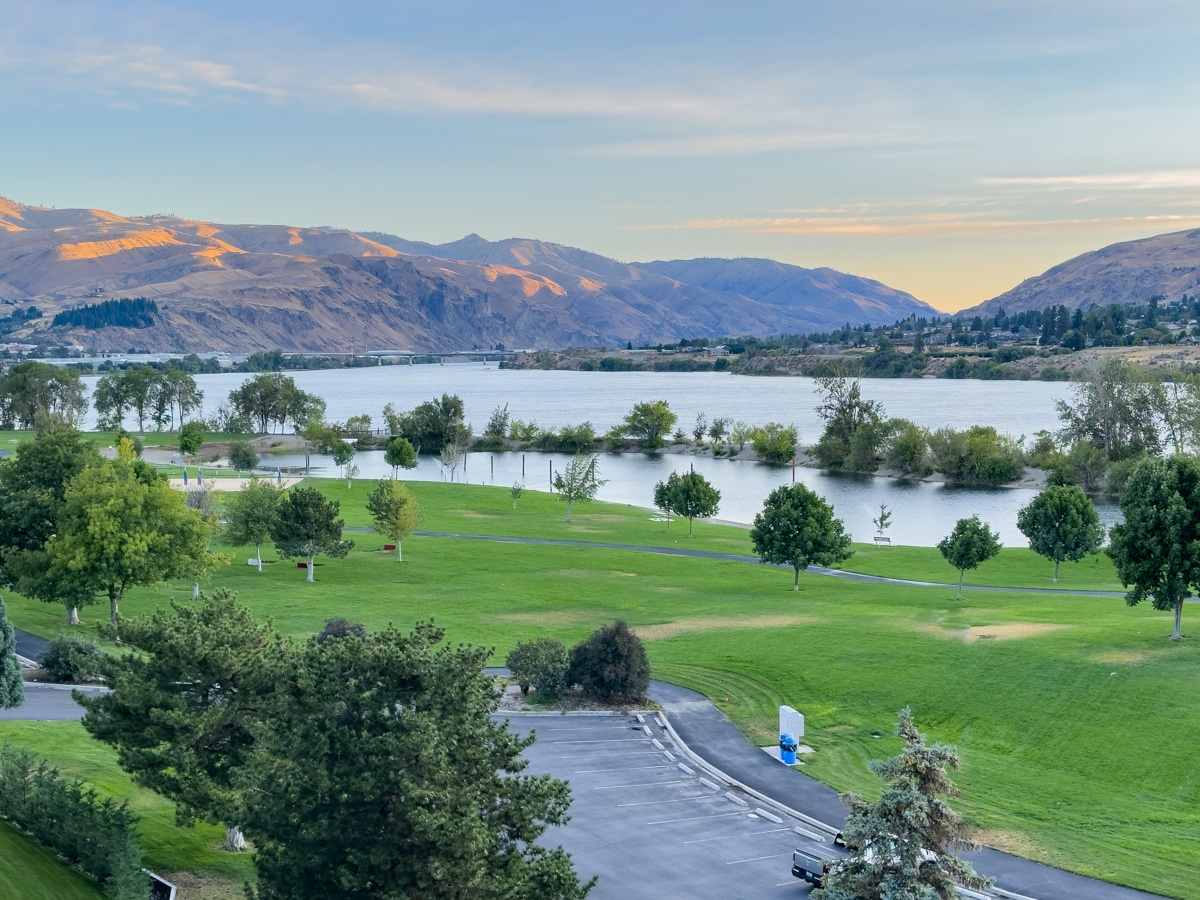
3,1 -> 1200,312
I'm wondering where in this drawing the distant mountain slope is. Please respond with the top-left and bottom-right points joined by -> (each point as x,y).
964,229 -> 1200,317
0,196 -> 937,352
639,257 -> 934,325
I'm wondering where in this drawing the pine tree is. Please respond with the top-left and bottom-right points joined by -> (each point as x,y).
813,709 -> 991,900
0,595 -> 24,708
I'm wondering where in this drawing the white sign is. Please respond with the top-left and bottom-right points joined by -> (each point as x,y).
779,705 -> 804,739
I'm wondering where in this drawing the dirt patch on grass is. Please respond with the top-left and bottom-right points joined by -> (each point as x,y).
159,873 -> 246,900
914,622 -> 1071,642
970,829 -> 1044,859
1094,648 -> 1167,667
635,615 -> 816,641
449,509 -> 501,518
555,568 -> 638,579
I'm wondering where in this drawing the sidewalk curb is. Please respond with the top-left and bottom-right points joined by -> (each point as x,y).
657,709 -> 839,840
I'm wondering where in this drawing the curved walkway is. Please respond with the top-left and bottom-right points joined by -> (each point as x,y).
409,529 -> 1127,597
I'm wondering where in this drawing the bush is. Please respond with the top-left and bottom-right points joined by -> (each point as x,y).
228,439 -> 258,471
505,638 -> 569,699
316,617 -> 367,644
568,620 -> 650,703
750,422 -> 799,465
38,633 -> 103,683
0,743 -> 146,899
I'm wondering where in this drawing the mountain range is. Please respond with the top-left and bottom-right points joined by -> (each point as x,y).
963,228 -> 1200,317
0,197 -> 936,353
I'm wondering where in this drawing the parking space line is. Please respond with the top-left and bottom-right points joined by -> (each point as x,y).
618,795 -> 721,807
594,779 -> 690,790
573,764 -> 673,774
726,853 -> 792,865
682,827 -> 790,844
552,738 -> 649,744
647,811 -> 746,825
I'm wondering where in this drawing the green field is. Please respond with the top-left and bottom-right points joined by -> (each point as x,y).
4,478 -> 1197,898
0,819 -> 105,900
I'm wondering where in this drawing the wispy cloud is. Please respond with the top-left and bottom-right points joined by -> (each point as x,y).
636,212 -> 1200,238
979,170 -> 1200,191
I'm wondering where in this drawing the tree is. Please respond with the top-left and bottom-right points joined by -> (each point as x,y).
937,516 -> 1001,599
385,394 -> 469,455
750,483 -> 852,590
0,361 -> 87,430
813,376 -> 884,470
1108,455 -> 1200,640
0,595 -> 22,709
366,479 -> 423,561
812,709 -> 992,900
330,440 -> 355,485
656,470 -> 721,536
0,428 -> 101,588
384,436 -> 417,477
76,590 -> 283,852
1016,485 -> 1103,582
750,422 -> 799,464
485,403 -> 511,437
623,400 -> 677,449
15,458 -> 221,627
652,478 -> 672,528
510,482 -> 524,510
227,440 -> 258,473
1056,358 -> 1161,460
506,638 -> 569,698
239,622 -> 593,900
439,438 -> 466,481
229,373 -> 320,434
872,504 -> 892,541
224,478 -> 282,573
568,620 -> 650,703
179,420 -> 204,461
270,487 -> 354,582
553,454 -> 607,522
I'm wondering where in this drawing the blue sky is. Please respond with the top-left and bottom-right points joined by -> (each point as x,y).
3,1 -> 1200,310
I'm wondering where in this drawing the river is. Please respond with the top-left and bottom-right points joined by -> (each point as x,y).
84,364 -> 1119,546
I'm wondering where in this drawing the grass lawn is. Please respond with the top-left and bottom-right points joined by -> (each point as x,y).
0,819 -> 105,900
5,478 -> 1195,898
0,723 -> 253,900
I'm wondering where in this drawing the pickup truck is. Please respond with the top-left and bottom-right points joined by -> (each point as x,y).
791,848 -> 831,886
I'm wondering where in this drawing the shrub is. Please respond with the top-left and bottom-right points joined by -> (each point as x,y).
0,744 -> 146,899
505,638 -> 569,699
568,620 -> 650,703
316,617 -> 367,644
227,439 -> 258,471
38,633 -> 104,683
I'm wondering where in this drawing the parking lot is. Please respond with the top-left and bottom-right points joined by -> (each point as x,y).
503,713 -> 833,900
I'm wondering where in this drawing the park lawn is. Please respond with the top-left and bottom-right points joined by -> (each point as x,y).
5,481 -> 1195,898
0,722 -> 253,900
0,819 -> 105,900
839,543 -> 1125,592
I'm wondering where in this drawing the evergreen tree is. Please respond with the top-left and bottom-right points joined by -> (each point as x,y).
813,709 -> 992,900
0,595 -> 23,709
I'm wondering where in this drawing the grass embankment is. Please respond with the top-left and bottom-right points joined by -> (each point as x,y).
0,818 -> 105,900
3,480 -> 1192,898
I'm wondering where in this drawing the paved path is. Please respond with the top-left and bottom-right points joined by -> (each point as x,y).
410,530 -> 1127,597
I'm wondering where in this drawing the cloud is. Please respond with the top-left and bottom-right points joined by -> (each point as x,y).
979,170 -> 1200,191
636,212 -> 1200,238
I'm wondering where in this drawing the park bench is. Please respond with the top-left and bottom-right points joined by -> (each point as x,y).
873,536 -> 891,545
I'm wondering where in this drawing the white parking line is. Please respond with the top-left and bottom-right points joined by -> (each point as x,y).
573,764 -> 673,774
683,827 -> 790,844
595,779 -> 690,790
726,853 -> 791,865
618,795 -> 723,807
552,738 -> 650,744
647,811 -> 746,825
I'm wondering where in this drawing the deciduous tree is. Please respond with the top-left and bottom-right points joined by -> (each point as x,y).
622,400 -> 677,449
655,470 -> 721,536
384,436 -> 417,477
938,516 -> 1001,599
1016,485 -> 1103,582
0,361 -> 87,430
227,440 -> 258,473
750,483 -> 852,590
812,709 -> 992,900
750,422 -> 799,465
366,479 -> 423,561
270,487 -> 354,582
553,454 -> 607,522
1107,455 -> 1200,640
224,478 -> 281,572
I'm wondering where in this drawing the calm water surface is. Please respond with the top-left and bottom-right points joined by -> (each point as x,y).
85,365 -> 1118,546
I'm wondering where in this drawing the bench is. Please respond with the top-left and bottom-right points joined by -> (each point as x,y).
873,536 -> 891,545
